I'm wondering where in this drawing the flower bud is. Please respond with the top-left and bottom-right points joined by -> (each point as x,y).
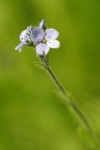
39,20 -> 47,30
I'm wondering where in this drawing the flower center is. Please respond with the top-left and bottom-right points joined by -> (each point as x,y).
42,38 -> 47,44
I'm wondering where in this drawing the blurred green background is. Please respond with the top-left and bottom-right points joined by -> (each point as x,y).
0,0 -> 100,149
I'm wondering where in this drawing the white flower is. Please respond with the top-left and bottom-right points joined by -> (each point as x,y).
31,26 -> 60,56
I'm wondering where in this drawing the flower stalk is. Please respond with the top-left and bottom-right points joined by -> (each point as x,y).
40,55 -> 99,146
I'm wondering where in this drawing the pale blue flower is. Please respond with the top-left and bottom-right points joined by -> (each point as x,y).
15,20 -> 60,55
31,25 -> 60,56
15,26 -> 34,52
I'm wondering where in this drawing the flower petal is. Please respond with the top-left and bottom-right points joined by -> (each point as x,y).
36,43 -> 49,56
45,28 -> 59,40
47,40 -> 60,48
31,27 -> 44,44
15,41 -> 26,52
20,30 -> 29,42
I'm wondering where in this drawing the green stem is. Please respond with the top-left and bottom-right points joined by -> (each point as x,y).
40,55 -> 98,141
47,66 -> 92,131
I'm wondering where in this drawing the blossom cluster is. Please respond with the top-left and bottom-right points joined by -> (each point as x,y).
15,20 -> 60,56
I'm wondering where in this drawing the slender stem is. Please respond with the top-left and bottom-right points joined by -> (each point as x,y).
41,56 -> 97,138
47,66 -> 92,131
47,67 -> 67,98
